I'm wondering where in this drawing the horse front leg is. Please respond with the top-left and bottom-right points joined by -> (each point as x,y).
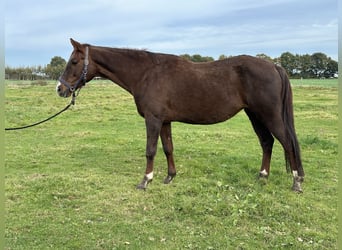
160,122 -> 176,184
136,116 -> 162,190
245,109 -> 274,179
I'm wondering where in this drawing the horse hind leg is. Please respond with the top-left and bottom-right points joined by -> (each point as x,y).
245,109 -> 274,179
265,117 -> 304,192
160,122 -> 177,184
283,136 -> 304,193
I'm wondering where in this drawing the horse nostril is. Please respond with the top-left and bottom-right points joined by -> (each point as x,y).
56,84 -> 63,95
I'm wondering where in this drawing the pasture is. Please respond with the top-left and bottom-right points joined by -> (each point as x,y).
5,79 -> 337,249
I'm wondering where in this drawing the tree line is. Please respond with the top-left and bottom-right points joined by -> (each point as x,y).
5,56 -> 67,81
181,52 -> 338,79
5,51 -> 338,81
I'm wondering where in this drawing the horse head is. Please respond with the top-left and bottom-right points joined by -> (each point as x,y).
57,38 -> 94,98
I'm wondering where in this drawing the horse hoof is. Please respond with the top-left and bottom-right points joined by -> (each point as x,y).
136,177 -> 152,190
292,182 -> 303,193
164,175 -> 173,184
292,176 -> 304,193
164,173 -> 176,184
136,183 -> 147,190
292,186 -> 303,193
258,171 -> 268,185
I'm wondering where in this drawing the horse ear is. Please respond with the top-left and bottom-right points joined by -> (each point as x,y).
70,38 -> 82,51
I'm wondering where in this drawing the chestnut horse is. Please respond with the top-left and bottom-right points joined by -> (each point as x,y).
57,39 -> 304,192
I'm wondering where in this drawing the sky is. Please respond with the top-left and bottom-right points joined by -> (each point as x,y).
5,0 -> 338,67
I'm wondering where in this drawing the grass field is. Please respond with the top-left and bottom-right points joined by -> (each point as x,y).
5,79 -> 338,249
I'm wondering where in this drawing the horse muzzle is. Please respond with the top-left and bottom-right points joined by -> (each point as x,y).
56,81 -> 72,98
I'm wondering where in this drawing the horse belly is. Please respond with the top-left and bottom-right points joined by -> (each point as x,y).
174,97 -> 243,125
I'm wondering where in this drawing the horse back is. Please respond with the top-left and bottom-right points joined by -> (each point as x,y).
134,55 -> 283,124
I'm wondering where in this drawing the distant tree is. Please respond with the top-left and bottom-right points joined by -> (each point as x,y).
324,58 -> 338,78
191,54 -> 202,62
218,54 -> 228,60
201,56 -> 214,62
45,56 -> 66,80
5,66 -> 14,79
273,57 -> 281,66
299,54 -> 313,78
5,52 -> 337,81
256,53 -> 273,62
310,52 -> 329,78
190,54 -> 204,62
179,54 -> 191,61
180,54 -> 214,62
5,66 -> 32,80
280,52 -> 297,76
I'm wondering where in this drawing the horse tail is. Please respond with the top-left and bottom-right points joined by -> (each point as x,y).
276,66 -> 304,177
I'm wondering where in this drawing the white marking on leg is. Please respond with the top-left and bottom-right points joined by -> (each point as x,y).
292,170 -> 298,177
145,172 -> 153,181
260,169 -> 268,176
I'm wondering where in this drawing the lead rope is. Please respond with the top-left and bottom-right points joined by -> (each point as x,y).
6,47 -> 88,131
5,92 -> 77,131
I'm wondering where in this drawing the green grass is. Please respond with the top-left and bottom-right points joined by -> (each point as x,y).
5,79 -> 337,249
290,78 -> 338,88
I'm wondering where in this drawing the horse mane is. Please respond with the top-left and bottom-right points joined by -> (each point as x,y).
91,44 -> 180,66
112,47 -> 162,65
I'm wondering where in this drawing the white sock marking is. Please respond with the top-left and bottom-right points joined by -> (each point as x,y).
145,172 -> 153,180
292,170 -> 298,177
260,169 -> 268,176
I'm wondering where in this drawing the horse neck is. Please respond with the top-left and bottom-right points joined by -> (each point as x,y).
91,47 -> 153,93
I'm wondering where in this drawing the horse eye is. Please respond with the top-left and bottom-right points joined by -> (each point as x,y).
71,59 -> 78,65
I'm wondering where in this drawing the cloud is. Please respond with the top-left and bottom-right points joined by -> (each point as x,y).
5,0 -> 338,66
